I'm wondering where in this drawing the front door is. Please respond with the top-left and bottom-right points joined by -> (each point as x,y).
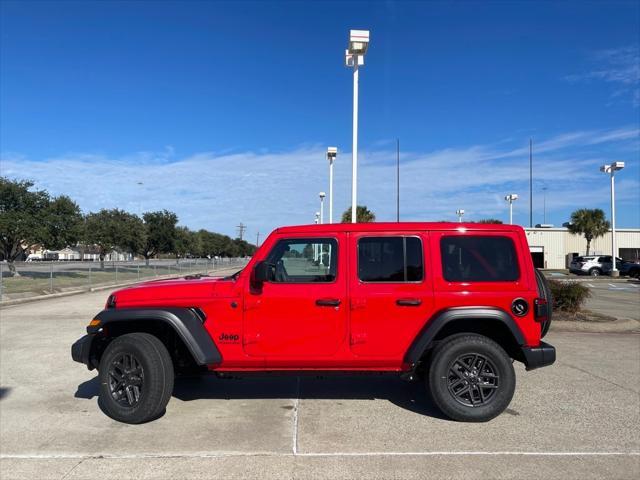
348,232 -> 434,360
243,234 -> 347,366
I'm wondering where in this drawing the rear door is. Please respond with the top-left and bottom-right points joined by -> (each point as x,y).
348,232 -> 434,360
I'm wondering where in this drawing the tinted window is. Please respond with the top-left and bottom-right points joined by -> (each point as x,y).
266,238 -> 338,283
441,236 -> 519,282
358,237 -> 423,282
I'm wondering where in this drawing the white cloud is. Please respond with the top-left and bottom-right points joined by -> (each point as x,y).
565,45 -> 640,106
1,126 -> 638,237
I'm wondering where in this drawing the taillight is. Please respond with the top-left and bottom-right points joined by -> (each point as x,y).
534,297 -> 548,322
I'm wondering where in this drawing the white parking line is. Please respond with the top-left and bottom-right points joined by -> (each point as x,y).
292,376 -> 300,455
587,283 -> 595,288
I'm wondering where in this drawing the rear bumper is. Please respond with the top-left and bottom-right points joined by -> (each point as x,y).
521,341 -> 556,371
71,334 -> 96,370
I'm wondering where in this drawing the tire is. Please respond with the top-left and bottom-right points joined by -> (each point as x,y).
98,332 -> 174,424
589,268 -> 601,277
534,269 -> 553,337
427,334 -> 515,422
629,268 -> 640,279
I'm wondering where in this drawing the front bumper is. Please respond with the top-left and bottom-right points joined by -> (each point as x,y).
521,341 -> 556,371
71,334 -> 96,370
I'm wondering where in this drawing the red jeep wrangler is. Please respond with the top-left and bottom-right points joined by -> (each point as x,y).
72,222 -> 554,424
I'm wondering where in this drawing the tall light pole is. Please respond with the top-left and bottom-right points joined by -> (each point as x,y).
327,147 -> 337,223
456,209 -> 465,223
601,162 -> 625,277
505,194 -> 519,225
319,192 -> 326,224
314,212 -> 320,261
345,29 -> 370,223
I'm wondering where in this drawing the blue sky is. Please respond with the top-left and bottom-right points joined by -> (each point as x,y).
1,0 -> 639,239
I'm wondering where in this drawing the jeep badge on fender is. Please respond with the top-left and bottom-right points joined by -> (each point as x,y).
71,222 -> 555,424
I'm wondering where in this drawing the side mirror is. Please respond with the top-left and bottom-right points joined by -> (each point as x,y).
252,261 -> 271,287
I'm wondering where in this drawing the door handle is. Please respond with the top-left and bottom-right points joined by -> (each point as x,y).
316,298 -> 341,307
396,298 -> 422,307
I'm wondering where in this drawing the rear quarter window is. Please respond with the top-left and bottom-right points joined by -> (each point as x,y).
441,236 -> 520,282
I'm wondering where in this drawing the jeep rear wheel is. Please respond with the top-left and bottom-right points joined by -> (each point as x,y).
589,268 -> 601,277
98,332 -> 174,424
428,334 -> 515,422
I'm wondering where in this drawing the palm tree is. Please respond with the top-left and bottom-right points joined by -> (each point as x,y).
567,208 -> 610,255
341,205 -> 376,223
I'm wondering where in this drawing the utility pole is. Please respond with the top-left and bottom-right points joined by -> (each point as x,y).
256,232 -> 260,247
236,223 -> 246,241
529,138 -> 533,228
396,138 -> 400,222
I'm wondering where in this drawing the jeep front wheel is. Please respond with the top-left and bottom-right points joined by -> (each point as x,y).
98,332 -> 174,424
427,334 -> 515,422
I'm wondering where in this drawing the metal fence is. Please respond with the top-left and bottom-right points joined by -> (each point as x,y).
0,257 -> 249,302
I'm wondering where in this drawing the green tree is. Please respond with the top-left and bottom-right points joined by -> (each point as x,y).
175,226 -> 201,258
341,205 -> 376,223
84,209 -> 145,268
567,208 -> 610,255
0,178 -> 50,276
232,238 -> 256,257
141,210 -> 178,265
43,195 -> 84,250
476,219 -> 504,224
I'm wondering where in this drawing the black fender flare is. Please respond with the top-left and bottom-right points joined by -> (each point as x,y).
91,308 -> 221,365
403,307 -> 525,366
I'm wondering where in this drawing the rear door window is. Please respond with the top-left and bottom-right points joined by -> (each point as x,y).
358,236 -> 423,282
441,236 -> 519,282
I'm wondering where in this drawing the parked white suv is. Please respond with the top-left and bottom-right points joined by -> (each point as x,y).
569,256 -> 607,276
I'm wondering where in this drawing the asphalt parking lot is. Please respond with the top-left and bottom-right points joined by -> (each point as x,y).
582,279 -> 640,320
1,285 -> 639,479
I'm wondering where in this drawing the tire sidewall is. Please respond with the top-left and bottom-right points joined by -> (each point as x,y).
428,335 -> 515,422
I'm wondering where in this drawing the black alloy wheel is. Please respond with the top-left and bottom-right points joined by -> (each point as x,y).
447,353 -> 499,407
108,353 -> 144,407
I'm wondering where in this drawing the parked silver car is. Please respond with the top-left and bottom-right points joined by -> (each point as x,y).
569,256 -> 607,276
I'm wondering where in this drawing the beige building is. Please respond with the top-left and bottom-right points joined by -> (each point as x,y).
524,227 -> 640,269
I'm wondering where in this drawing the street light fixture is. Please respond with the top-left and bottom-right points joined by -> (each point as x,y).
345,29 -> 370,223
456,209 -> 465,223
600,161 -> 625,277
504,194 -> 519,225
319,192 -> 326,224
327,147 -> 337,224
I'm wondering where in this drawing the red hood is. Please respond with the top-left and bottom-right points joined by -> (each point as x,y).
109,275 -> 237,308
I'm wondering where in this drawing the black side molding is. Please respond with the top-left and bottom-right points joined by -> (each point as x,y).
92,308 -> 221,365
404,307 -> 526,365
